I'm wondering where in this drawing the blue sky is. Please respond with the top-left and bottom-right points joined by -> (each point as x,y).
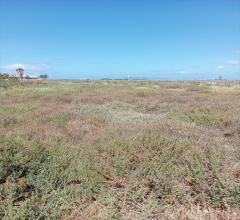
0,0 -> 240,79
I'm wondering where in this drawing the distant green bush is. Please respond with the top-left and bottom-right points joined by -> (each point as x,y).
0,74 -> 10,79
39,74 -> 48,79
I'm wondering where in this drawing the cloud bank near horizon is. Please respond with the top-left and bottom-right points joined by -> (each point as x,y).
2,64 -> 25,70
1,63 -> 50,72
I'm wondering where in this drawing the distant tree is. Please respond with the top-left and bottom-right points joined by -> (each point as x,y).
39,74 -> 48,79
16,68 -> 24,79
0,73 -> 10,79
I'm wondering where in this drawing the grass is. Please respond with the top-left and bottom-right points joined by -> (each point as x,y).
0,79 -> 240,219
169,108 -> 237,127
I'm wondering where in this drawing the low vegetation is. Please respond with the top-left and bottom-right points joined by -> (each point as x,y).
0,80 -> 239,219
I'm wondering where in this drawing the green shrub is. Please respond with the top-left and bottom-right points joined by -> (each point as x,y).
169,108 -> 235,127
0,134 -> 103,219
0,79 -> 20,89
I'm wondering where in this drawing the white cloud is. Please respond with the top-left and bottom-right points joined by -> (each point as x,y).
1,63 -> 50,72
179,70 -> 188,74
225,60 -> 240,65
235,49 -> 240,54
217,65 -> 224,69
2,63 -> 24,70
26,64 -> 50,71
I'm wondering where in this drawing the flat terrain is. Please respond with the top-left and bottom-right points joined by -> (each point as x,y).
0,80 -> 240,219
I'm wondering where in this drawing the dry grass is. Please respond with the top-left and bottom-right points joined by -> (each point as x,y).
0,80 -> 240,219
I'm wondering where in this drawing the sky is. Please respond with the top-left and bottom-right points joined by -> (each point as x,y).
0,0 -> 240,79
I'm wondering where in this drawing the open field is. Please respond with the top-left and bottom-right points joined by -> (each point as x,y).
0,80 -> 240,219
